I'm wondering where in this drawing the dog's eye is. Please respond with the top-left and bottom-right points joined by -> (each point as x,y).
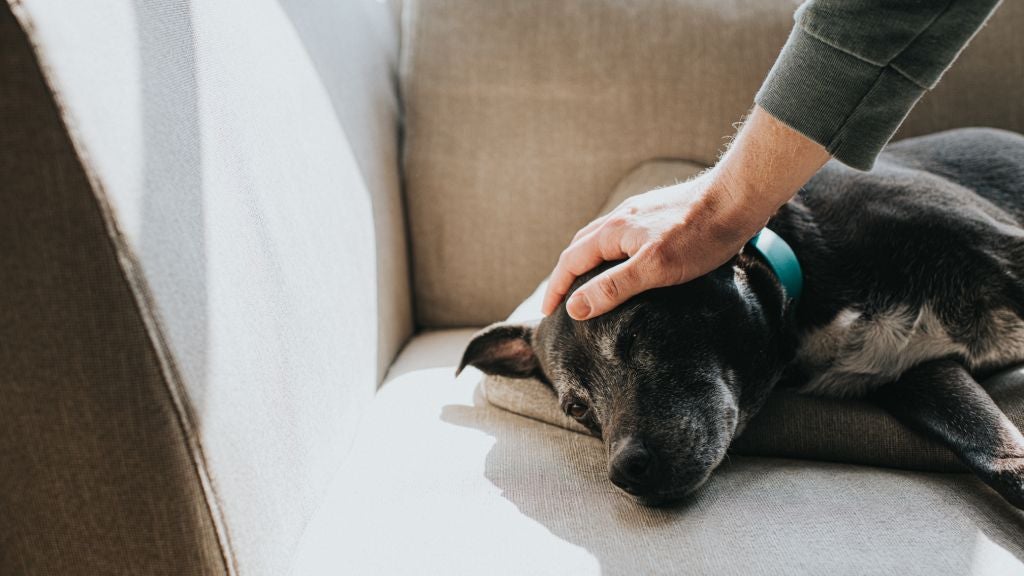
567,402 -> 589,419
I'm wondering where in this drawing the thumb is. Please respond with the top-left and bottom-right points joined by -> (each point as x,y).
566,256 -> 651,321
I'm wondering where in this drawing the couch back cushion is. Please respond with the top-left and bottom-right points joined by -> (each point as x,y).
402,0 -> 1024,327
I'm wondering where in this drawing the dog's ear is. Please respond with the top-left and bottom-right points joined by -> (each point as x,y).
456,322 -> 540,378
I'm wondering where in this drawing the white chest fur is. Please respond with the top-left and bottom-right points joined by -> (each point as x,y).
795,304 -> 1024,397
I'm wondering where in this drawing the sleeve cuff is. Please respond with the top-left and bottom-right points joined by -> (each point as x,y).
755,24 -> 926,171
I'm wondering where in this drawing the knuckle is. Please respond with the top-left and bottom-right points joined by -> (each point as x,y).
596,274 -> 620,301
622,261 -> 644,283
643,240 -> 670,267
597,233 -> 619,259
605,215 -> 628,230
639,246 -> 676,285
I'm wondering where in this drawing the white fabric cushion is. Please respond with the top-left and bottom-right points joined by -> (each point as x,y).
291,329 -> 1024,575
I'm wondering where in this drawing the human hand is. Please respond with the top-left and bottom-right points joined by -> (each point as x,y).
540,172 -> 766,320
540,106 -> 830,320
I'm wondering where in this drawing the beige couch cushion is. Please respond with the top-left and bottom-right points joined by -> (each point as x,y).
402,0 -> 1024,327
291,329 -> 1024,575
482,159 -> 1024,472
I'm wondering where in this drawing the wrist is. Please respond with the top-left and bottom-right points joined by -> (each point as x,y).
711,142 -> 805,217
694,170 -> 771,246
705,106 -> 831,234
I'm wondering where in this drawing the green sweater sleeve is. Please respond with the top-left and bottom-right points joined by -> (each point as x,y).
755,0 -> 1002,170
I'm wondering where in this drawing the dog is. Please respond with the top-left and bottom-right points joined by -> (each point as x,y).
458,127 -> 1024,509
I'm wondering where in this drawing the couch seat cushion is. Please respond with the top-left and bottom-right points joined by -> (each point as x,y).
290,330 -> 1024,575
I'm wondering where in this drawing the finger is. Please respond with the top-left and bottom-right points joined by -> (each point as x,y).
542,231 -> 608,315
541,216 -> 610,314
566,246 -> 661,321
542,227 -> 626,315
541,284 -> 563,317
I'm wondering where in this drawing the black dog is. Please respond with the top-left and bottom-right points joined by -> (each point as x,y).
459,128 -> 1024,509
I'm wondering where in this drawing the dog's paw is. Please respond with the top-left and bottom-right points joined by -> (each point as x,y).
979,456 -> 1024,510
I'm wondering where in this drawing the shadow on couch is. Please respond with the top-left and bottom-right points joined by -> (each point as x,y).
442,386 -> 1024,575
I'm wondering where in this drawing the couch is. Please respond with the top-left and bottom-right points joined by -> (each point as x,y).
2,0 -> 1023,574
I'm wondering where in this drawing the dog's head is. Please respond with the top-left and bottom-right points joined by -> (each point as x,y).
458,251 -> 794,505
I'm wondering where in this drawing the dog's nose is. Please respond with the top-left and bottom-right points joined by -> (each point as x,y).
609,437 -> 657,494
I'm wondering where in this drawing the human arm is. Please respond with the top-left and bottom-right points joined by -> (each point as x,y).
757,0 -> 1003,170
541,106 -> 829,320
541,0 -> 1002,320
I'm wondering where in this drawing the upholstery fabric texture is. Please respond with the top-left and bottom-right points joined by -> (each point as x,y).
0,5 -> 225,573
4,0 -> 405,574
482,158 -> 1024,472
402,0 -> 1024,327
278,0 -> 413,379
291,329 -> 1024,575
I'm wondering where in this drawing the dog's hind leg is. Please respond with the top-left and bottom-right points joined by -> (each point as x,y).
867,358 -> 1024,509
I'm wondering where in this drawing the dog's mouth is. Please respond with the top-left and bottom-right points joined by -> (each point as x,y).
629,484 -> 705,507
612,447 -> 728,506
633,494 -> 682,508
614,469 -> 714,507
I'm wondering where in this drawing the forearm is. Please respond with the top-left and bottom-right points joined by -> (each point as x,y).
698,106 -> 830,243
757,0 -> 1002,170
546,106 -> 829,319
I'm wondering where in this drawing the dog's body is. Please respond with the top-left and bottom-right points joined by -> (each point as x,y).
460,128 -> 1024,509
777,128 -> 1024,397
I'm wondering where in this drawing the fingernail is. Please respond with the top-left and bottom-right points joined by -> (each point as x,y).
568,293 -> 591,319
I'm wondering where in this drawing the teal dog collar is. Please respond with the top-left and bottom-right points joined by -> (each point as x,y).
748,228 -> 803,302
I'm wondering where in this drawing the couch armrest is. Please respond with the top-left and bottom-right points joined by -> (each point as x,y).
1,0 -> 408,573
